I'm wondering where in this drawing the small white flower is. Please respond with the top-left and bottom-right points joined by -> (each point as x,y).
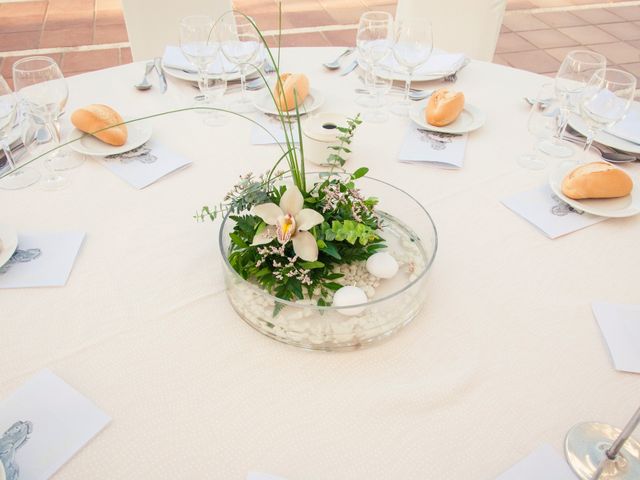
250,185 -> 324,261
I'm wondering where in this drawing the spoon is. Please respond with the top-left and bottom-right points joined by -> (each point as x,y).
323,48 -> 355,70
135,61 -> 155,90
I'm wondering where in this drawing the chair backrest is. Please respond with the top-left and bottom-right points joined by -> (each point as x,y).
122,0 -> 233,61
395,0 -> 507,62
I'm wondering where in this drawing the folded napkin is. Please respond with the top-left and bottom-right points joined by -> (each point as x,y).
592,301 -> 640,374
381,52 -> 467,77
162,45 -> 239,75
398,125 -> 468,168
607,102 -> 640,145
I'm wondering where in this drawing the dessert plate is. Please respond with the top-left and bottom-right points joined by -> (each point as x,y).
253,88 -> 325,116
0,224 -> 19,268
68,121 -> 152,157
409,101 -> 486,134
549,162 -> 640,218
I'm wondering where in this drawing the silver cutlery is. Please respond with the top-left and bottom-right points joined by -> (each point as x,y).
323,48 -> 355,70
339,59 -> 358,76
417,128 -> 462,137
153,57 -> 167,93
134,61 -> 155,91
443,57 -> 470,83
565,124 -> 638,161
354,87 -> 433,101
562,131 -> 637,163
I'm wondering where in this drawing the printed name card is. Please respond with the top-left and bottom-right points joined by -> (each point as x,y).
593,301 -> 640,374
398,125 -> 468,168
495,444 -> 577,480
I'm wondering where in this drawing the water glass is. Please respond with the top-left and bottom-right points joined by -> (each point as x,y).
391,18 -> 433,116
200,66 -> 228,127
356,11 -> 393,108
180,16 -> 219,98
363,65 -> 393,123
518,84 -> 559,170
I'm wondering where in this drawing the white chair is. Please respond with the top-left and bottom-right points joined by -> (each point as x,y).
121,0 -> 233,61
395,0 -> 507,62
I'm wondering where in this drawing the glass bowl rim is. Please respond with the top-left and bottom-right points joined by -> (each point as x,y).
218,172 -> 438,311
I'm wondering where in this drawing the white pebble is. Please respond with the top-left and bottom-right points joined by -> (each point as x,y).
366,252 -> 399,279
332,285 -> 368,316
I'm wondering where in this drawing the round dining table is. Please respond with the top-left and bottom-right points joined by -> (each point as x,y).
1,47 -> 638,479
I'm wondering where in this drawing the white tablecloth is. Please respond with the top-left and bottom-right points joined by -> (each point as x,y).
1,47 -> 638,479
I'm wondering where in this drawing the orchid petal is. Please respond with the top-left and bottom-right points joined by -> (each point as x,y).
251,225 -> 277,246
295,208 -> 324,231
251,203 -> 283,225
279,185 -> 304,216
292,230 -> 319,261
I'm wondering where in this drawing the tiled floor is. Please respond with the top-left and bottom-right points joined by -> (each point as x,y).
0,0 -> 639,85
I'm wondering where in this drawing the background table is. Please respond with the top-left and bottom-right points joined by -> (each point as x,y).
1,47 -> 638,479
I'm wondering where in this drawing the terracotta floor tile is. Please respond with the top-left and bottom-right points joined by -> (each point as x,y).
322,29 -> 357,47
495,32 -> 536,53
545,45 -> 592,62
589,41 -> 640,64
529,0 -> 573,6
620,62 -> 640,78
501,24 -> 511,33
61,48 -> 121,72
501,49 -> 561,73
628,39 -> 640,50
572,8 -> 623,25
519,28 -> 578,48
95,9 -> 125,27
559,25 -> 617,44
492,53 -> 510,66
0,30 -> 40,51
250,12 -> 296,31
120,47 -> 133,64
0,1 -> 47,33
506,0 -> 535,10
609,6 -> 640,21
322,5 -> 370,25
2,53 -> 63,79
533,11 -> 586,28
284,10 -> 334,29
599,22 -> 640,41
502,13 -> 549,32
41,26 -> 94,48
94,23 -> 129,44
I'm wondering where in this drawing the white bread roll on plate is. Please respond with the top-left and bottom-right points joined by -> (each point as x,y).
274,73 -> 310,111
71,104 -> 128,146
562,161 -> 633,199
426,88 -> 465,127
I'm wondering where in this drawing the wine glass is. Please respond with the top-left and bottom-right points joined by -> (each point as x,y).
554,50 -> 606,157
363,64 -> 393,123
578,68 -> 636,163
355,11 -> 393,108
200,55 -> 228,127
12,56 -> 71,190
518,84 -> 560,170
219,12 -> 261,113
0,75 -> 41,190
391,18 -> 433,116
180,15 -> 220,105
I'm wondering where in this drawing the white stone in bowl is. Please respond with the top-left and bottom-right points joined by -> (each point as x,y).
366,252 -> 399,279
332,285 -> 368,316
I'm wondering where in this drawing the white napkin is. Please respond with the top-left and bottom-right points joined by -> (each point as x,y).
162,45 -> 239,75
381,52 -> 467,77
607,103 -> 640,145
592,301 -> 640,373
97,139 -> 192,189
501,184 -> 606,238
495,444 -> 577,479
398,125 -> 467,168
0,370 -> 110,480
0,231 -> 85,288
250,114 -> 300,145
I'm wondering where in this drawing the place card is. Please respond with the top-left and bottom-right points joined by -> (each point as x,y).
495,444 -> 577,480
97,139 -> 192,189
247,472 -> 288,480
501,184 -> 606,238
398,125 -> 468,168
250,115 -> 300,145
0,231 -> 85,289
0,370 -> 110,480
592,301 -> 640,374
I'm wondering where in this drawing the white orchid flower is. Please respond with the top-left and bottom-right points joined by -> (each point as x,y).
251,185 -> 324,261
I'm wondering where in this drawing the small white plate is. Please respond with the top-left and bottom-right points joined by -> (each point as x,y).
409,101 -> 486,134
0,224 -> 18,268
569,114 -> 640,155
549,162 -> 640,218
253,88 -> 325,116
68,122 -> 152,157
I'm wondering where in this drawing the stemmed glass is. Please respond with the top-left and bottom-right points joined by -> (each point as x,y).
179,15 -> 220,105
578,68 -> 636,163
364,64 -> 393,123
13,56 -> 71,190
391,18 -> 433,116
554,50 -> 606,157
200,53 -> 228,127
219,12 -> 261,113
518,84 -> 559,170
355,11 -> 393,108
0,75 -> 41,190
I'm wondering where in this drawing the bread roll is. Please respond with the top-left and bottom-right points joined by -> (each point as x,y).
562,161 -> 633,199
426,88 -> 465,127
71,104 -> 127,146
274,73 -> 310,111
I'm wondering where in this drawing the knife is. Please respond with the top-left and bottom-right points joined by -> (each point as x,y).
153,57 -> 168,93
339,59 -> 358,76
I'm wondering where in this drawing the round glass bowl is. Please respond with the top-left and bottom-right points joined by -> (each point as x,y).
219,174 -> 438,351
